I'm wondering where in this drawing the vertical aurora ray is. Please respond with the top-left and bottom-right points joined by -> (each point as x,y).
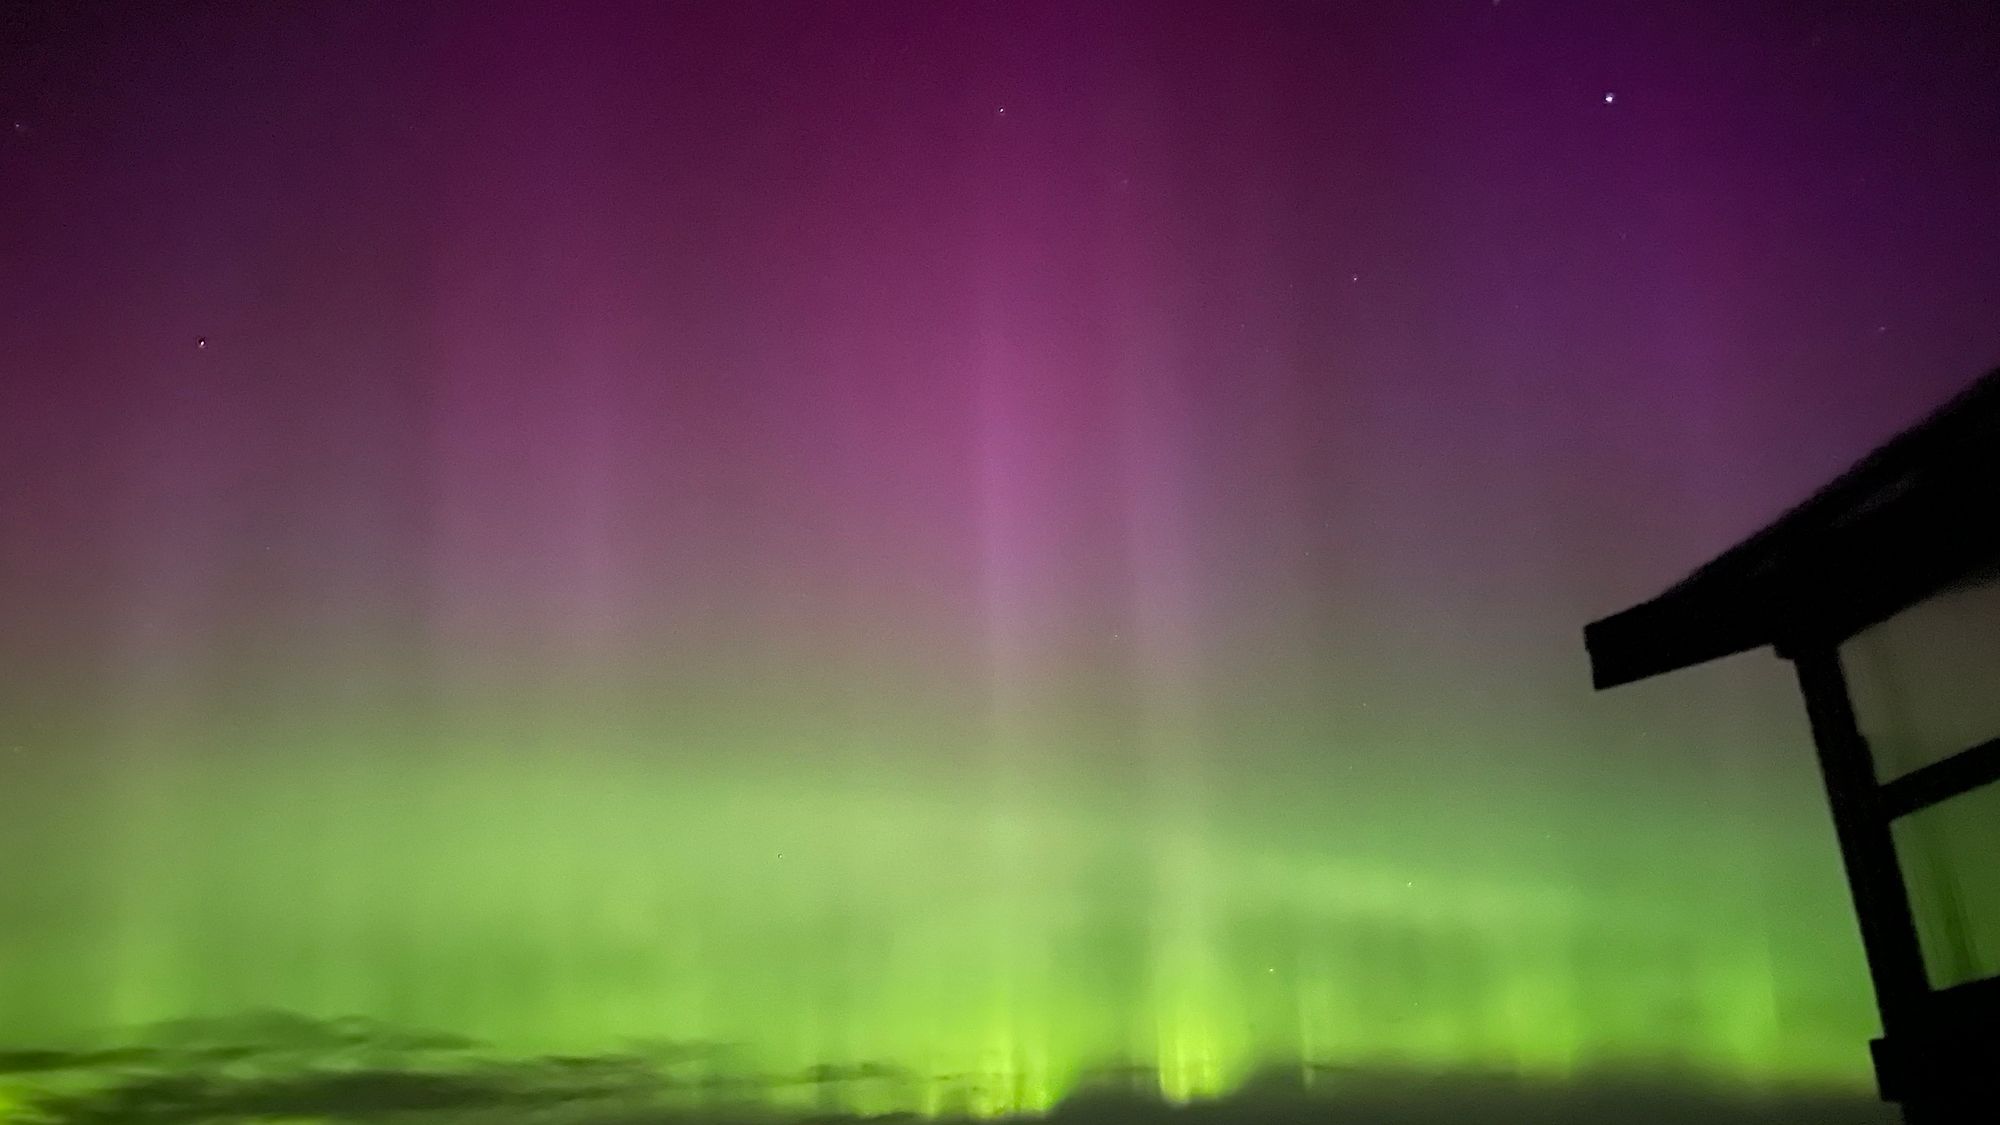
5,1 -> 2000,1121
1112,261 -> 1229,1101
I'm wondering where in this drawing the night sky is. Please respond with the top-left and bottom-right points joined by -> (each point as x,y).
4,2 -> 2000,1121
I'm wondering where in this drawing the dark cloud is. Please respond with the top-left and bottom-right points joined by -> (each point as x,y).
8,1016 -> 1896,1125
792,1062 -> 918,1086
0,1049 -> 106,1074
0,1015 -> 1906,1125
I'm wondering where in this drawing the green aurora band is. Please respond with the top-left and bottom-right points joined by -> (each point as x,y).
1,667 -> 1877,1117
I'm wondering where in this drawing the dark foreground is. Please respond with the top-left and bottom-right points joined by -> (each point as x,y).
0,1013 -> 1896,1124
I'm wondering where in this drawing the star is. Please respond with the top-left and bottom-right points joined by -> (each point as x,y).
196,336 -> 208,349
1603,92 -> 1617,105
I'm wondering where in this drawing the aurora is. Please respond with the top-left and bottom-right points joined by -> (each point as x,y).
4,2 -> 1999,1121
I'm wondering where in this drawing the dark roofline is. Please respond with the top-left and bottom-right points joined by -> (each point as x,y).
1586,365 -> 2000,690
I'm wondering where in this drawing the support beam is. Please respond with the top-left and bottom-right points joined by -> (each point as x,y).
1880,735 -> 2000,821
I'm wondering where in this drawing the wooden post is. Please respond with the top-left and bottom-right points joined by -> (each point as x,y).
1788,644 -> 1935,1112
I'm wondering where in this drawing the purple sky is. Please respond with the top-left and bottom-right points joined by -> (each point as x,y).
9,2 -> 1999,681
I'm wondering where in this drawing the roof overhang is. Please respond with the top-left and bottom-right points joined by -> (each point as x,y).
1587,366 -> 2000,690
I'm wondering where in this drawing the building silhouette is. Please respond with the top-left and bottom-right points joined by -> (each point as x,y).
1587,366 -> 2000,1124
